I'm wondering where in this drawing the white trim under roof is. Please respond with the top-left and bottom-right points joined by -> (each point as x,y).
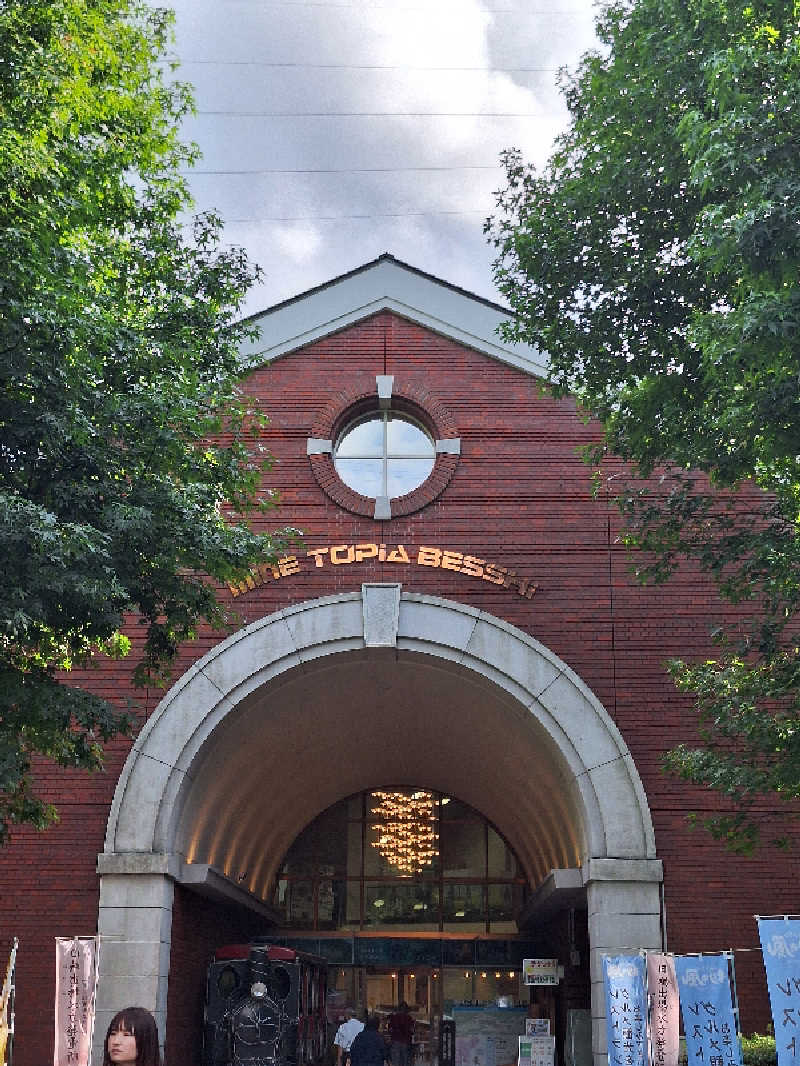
239,254 -> 550,379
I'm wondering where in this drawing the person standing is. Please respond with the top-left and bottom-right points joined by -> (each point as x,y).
350,1015 -> 389,1066
334,1007 -> 365,1066
387,1002 -> 414,1066
103,1007 -> 162,1066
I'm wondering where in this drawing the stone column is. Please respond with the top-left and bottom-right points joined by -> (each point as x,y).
584,858 -> 664,1066
93,854 -> 178,1066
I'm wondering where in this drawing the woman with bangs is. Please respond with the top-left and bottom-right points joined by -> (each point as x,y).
102,1006 -> 162,1066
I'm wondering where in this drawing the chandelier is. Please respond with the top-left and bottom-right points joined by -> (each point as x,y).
371,790 -> 439,876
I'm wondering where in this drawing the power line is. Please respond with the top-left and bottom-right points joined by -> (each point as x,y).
220,209 -> 490,222
182,164 -> 505,174
164,59 -> 560,71
192,110 -> 556,117
181,1 -> 587,10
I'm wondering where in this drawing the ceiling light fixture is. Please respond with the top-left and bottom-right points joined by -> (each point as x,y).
371,790 -> 439,876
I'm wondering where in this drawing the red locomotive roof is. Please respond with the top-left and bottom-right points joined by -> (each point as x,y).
213,942 -> 325,965
214,944 -> 249,960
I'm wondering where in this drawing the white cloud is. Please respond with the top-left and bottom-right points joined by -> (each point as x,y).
159,0 -> 598,313
268,221 -> 324,263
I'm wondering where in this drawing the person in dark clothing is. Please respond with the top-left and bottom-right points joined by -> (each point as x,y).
390,997 -> 416,1066
349,1015 -> 389,1066
387,1002 -> 415,1066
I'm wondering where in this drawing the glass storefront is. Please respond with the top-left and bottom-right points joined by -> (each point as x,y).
273,790 -> 527,934
271,790 -> 535,1066
321,963 -> 529,1064
326,964 -> 527,1015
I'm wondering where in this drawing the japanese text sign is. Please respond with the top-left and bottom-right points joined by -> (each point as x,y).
758,918 -> 800,1066
675,955 -> 741,1066
54,937 -> 98,1066
523,959 -> 559,986
647,953 -> 679,1066
519,1036 -> 555,1066
604,955 -> 649,1066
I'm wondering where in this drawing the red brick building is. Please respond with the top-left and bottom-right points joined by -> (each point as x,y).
1,256 -> 792,1066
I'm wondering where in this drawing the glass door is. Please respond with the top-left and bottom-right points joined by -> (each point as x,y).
361,967 -> 438,1066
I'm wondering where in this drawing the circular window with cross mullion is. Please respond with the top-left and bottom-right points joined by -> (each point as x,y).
334,412 -> 435,500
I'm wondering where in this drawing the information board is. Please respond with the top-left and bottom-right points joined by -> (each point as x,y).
454,1007 -> 528,1066
522,959 -> 559,986
519,1035 -> 556,1066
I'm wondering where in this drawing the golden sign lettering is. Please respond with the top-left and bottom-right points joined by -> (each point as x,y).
228,544 -> 538,600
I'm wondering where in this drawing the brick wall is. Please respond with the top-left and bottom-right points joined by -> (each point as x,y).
1,311 -> 793,1063
166,887 -> 266,1064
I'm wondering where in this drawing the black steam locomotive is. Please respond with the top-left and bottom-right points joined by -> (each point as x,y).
203,942 -> 328,1066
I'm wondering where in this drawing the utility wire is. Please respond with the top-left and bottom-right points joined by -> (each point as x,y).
192,110 -> 557,117
182,164 -> 505,174
185,1 -> 586,10
220,209 -> 490,222
163,59 -> 561,71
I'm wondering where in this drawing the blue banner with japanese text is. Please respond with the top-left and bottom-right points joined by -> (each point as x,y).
675,955 -> 741,1066
603,955 -> 649,1066
758,918 -> 800,1066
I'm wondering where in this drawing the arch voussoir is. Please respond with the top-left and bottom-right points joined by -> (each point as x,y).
98,587 -> 662,1066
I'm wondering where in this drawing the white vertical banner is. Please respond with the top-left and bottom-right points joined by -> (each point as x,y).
646,953 -> 679,1066
54,937 -> 99,1066
1,938 -> 18,1065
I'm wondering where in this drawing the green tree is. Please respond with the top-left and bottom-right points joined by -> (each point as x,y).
0,0 -> 290,841
487,0 -> 800,850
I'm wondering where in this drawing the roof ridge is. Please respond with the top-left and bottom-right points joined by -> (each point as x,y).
240,253 -> 511,324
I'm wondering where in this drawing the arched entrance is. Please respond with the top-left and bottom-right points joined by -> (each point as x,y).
96,586 -> 663,1066
269,786 -> 576,1058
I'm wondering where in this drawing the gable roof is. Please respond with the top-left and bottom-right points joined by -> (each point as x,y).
239,253 -> 549,379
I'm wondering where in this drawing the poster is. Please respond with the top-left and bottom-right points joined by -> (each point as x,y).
455,1008 -> 527,1066
518,1035 -> 555,1066
457,1033 -> 492,1066
646,953 -> 679,1066
603,955 -> 649,1066
675,955 -> 741,1066
526,1020 -> 550,1036
54,937 -> 99,1066
758,918 -> 800,1066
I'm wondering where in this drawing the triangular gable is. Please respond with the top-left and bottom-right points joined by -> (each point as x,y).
239,253 -> 549,379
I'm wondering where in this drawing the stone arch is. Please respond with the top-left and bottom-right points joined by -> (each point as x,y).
96,587 -> 663,1066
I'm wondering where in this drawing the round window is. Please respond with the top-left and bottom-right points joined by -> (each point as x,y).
334,412 -> 435,499
266,965 -> 292,1001
217,965 -> 240,999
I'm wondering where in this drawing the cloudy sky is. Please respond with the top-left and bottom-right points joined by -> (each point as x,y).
161,0 -> 600,316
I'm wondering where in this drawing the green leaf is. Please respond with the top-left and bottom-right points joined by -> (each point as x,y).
0,0 -> 295,841
487,0 -> 800,852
